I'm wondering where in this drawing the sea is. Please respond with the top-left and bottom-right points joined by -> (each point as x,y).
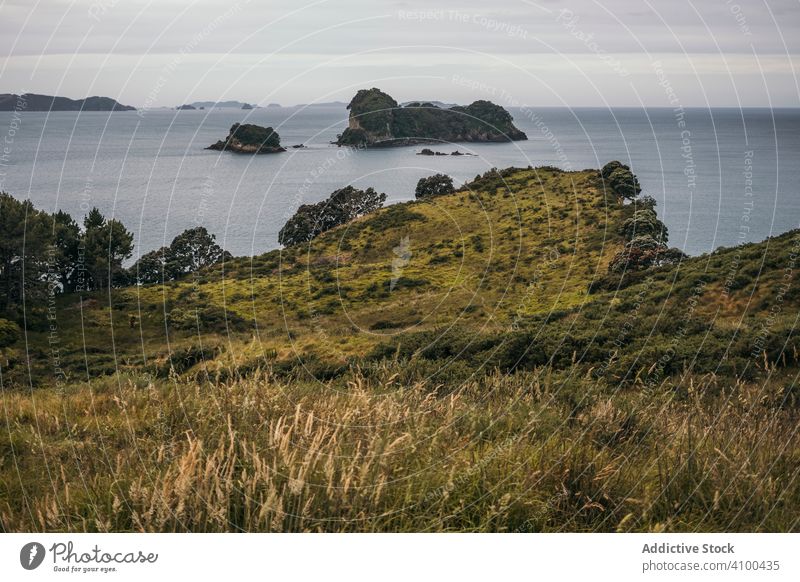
1,105 -> 798,260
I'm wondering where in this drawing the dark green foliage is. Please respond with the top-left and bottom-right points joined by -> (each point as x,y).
452,100 -> 527,139
168,227 -> 231,275
0,192 -> 51,315
336,127 -> 369,146
1,194 -> 135,320
601,161 -> 642,201
637,195 -> 658,210
415,174 -> 455,199
618,209 -> 668,242
230,123 -> 280,148
336,88 -> 526,146
608,237 -> 685,273
131,246 -> 170,285
130,227 -> 232,285
82,208 -> 134,290
208,123 -> 283,153
605,165 -> 642,200
460,167 -> 530,194
0,318 -> 20,347
345,89 -> 397,135
48,210 -> 81,292
601,160 -> 624,180
278,186 -> 387,246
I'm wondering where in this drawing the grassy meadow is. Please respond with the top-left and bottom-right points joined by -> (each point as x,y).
1,165 -> 799,532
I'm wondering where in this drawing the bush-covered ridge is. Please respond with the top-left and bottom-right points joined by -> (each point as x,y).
336,88 -> 527,146
2,162 -> 799,533
5,162 -> 799,390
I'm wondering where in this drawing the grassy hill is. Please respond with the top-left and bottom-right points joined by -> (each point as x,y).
2,165 -> 798,532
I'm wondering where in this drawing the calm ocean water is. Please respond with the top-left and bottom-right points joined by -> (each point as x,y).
0,105 -> 798,259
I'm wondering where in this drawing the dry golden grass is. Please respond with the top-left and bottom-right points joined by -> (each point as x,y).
2,365 -> 798,532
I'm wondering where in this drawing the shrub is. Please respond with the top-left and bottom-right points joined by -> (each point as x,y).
278,186 -> 387,246
601,160 -> 625,180
618,209 -> 668,242
606,167 -> 642,200
0,318 -> 20,347
608,237 -> 686,273
600,161 -> 642,200
415,174 -> 455,199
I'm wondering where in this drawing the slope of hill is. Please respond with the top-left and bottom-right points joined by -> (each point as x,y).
1,164 -> 798,532
6,164 -> 800,386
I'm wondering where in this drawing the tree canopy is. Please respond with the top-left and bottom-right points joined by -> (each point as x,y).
601,160 -> 642,200
415,174 -> 456,199
130,227 -> 231,285
0,191 -> 229,324
278,186 -> 387,247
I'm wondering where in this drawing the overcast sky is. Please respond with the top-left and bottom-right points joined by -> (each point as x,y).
1,0 -> 798,107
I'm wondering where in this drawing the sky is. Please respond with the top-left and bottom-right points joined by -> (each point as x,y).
0,0 -> 798,108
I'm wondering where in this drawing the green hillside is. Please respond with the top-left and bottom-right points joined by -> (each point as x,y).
7,164 -> 798,387
2,164 -> 799,532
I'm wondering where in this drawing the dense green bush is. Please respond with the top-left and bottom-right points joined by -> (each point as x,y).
336,88 -> 527,145
130,227 -> 231,285
0,318 -> 20,347
278,186 -> 387,246
601,161 -> 641,200
415,174 -> 455,199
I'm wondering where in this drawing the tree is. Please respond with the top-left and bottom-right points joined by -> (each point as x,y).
277,205 -> 320,247
84,207 -> 105,230
48,210 -> 81,292
619,209 -> 668,242
278,186 -> 387,247
0,192 -> 50,315
638,195 -> 657,210
601,160 -> 625,180
129,227 -> 231,285
129,246 -> 170,285
601,160 -> 642,201
606,167 -> 642,200
415,174 -> 455,199
609,236 -> 685,273
166,227 -> 230,277
82,209 -> 134,290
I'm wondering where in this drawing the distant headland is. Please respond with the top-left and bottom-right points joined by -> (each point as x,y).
0,93 -> 135,111
335,88 -> 527,147
186,100 -> 258,110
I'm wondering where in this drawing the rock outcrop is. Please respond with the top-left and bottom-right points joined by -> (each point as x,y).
336,88 -> 527,147
206,123 -> 285,154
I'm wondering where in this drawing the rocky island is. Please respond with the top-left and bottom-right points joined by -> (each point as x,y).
0,93 -> 135,111
206,123 -> 285,154
335,88 -> 526,147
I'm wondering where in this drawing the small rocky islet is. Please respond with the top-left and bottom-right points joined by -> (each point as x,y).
206,122 -> 286,154
208,87 -> 525,155
335,87 -> 527,147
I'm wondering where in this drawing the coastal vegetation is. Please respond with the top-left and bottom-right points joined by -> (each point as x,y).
1,162 -> 798,532
278,185 -> 387,247
336,88 -> 527,147
415,173 -> 456,199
